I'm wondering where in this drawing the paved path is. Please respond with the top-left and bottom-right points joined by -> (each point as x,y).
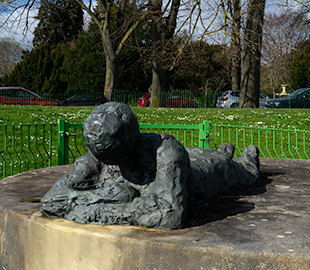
0,158 -> 309,269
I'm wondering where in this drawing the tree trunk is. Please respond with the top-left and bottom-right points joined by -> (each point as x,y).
101,28 -> 120,101
104,56 -> 115,100
239,0 -> 266,108
104,55 -> 120,101
150,60 -> 168,107
231,0 -> 241,91
149,0 -> 163,107
148,0 -> 180,107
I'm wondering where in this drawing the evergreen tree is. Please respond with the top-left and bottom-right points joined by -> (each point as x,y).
289,45 -> 310,89
117,20 -> 152,91
33,0 -> 84,46
3,0 -> 84,96
2,43 -> 68,97
61,27 -> 106,93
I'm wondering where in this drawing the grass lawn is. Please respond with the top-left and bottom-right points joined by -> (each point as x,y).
1,105 -> 310,179
1,105 -> 310,130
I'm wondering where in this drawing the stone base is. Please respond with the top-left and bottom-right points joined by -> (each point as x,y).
0,159 -> 310,270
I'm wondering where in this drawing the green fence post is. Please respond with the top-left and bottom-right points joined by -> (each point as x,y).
57,119 -> 69,165
199,121 -> 210,148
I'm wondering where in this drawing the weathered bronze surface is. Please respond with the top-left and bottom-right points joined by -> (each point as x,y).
41,102 -> 259,229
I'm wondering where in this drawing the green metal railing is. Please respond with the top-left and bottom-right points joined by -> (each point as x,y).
112,89 -> 219,108
111,89 -> 145,105
29,89 -> 219,108
210,124 -> 310,160
56,120 -> 210,166
0,122 -> 58,179
139,122 -> 209,148
1,120 -> 310,180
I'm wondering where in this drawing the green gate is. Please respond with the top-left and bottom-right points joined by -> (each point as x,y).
56,119 -> 211,166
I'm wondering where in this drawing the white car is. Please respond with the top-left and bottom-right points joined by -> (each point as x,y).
216,90 -> 268,108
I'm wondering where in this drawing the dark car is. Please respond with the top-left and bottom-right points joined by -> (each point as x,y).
64,93 -> 108,106
0,87 -> 63,106
138,93 -> 199,108
265,88 -> 310,108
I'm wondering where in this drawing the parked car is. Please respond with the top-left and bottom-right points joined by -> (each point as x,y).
138,93 -> 151,107
138,93 -> 199,108
0,87 -> 63,106
216,90 -> 268,108
265,88 -> 310,108
64,93 -> 108,106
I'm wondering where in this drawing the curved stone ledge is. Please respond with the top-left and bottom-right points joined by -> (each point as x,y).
0,159 -> 310,270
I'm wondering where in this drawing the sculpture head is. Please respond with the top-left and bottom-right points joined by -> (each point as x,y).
83,102 -> 140,165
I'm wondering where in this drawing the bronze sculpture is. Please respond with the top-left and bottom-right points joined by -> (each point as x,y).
41,102 -> 260,229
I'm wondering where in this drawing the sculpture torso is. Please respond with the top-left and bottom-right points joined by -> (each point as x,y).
40,102 -> 260,229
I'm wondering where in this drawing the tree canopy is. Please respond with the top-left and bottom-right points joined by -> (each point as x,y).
33,0 -> 84,46
289,44 -> 310,90
2,0 -> 310,102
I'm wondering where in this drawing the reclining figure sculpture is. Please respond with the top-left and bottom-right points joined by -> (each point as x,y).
41,102 -> 260,229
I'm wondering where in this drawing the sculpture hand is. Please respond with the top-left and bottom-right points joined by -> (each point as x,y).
92,182 -> 139,203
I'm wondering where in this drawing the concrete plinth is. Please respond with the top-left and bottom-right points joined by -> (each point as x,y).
0,159 -> 309,270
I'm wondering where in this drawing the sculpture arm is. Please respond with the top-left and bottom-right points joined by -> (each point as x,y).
131,135 -> 190,229
44,135 -> 190,229
51,151 -> 101,190
72,135 -> 190,229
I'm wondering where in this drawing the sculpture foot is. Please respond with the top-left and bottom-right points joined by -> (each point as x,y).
241,145 -> 259,169
218,143 -> 235,159
239,145 -> 260,180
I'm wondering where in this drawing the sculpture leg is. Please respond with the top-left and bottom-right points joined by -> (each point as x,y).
217,143 -> 260,177
239,145 -> 260,178
186,144 -> 260,207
